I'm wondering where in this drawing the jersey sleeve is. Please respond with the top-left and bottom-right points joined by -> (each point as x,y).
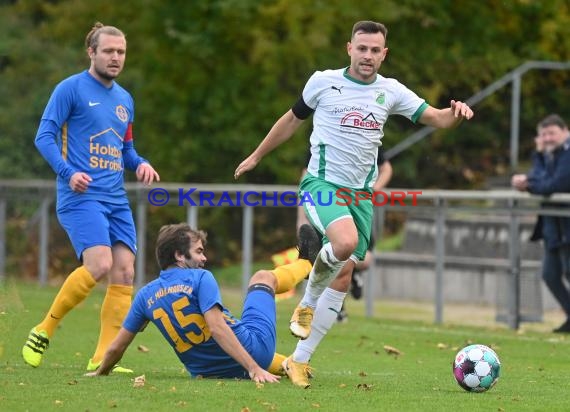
35,119 -> 77,182
122,289 -> 149,333
34,80 -> 78,182
389,80 -> 427,123
41,79 -> 76,127
196,270 -> 223,313
122,123 -> 148,171
301,71 -> 327,110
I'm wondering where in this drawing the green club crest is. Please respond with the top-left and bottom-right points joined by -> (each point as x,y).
375,91 -> 385,105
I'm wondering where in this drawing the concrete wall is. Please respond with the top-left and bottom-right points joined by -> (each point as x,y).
370,214 -> 562,318
370,256 -> 559,313
399,214 -> 542,260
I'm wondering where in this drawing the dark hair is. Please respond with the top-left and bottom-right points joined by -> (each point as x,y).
155,223 -> 207,270
538,114 -> 568,130
351,21 -> 388,40
85,22 -> 125,51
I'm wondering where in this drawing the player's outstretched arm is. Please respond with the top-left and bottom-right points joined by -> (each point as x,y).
85,328 -> 136,376
419,100 -> 474,129
204,306 -> 280,384
234,110 -> 304,179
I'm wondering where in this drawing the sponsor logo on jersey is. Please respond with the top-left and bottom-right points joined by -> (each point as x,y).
331,85 -> 344,94
340,112 -> 381,131
115,105 -> 129,122
89,132 -> 123,172
332,105 -> 367,115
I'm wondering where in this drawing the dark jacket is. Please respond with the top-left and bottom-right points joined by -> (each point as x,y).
527,138 -> 570,250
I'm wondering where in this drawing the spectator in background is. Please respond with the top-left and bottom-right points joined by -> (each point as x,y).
512,114 -> 570,333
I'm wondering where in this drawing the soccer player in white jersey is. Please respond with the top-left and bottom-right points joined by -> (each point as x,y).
235,20 -> 473,388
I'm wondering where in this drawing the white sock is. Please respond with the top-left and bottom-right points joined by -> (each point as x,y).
293,287 -> 346,363
300,243 -> 346,309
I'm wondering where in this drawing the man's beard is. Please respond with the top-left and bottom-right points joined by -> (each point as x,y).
181,253 -> 203,269
94,66 -> 119,81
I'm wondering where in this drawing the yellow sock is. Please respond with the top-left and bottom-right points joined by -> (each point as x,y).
36,266 -> 96,337
273,259 -> 312,294
268,352 -> 287,375
90,284 -> 133,364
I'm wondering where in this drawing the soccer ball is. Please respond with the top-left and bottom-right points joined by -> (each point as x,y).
452,344 -> 501,392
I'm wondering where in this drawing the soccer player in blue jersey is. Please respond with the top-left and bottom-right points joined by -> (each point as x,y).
22,22 -> 160,373
86,223 -> 320,382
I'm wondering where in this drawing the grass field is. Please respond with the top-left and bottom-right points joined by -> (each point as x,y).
1,280 -> 570,411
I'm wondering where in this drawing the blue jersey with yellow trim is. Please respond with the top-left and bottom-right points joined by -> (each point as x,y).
123,267 -> 250,378
35,70 -> 145,207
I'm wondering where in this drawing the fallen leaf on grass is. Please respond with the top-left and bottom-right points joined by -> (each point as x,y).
358,371 -> 367,377
356,383 -> 374,391
133,374 -> 145,388
311,403 -> 321,408
67,380 -> 78,385
339,383 -> 347,388
259,401 -> 276,410
383,345 -> 403,357
437,343 -> 449,349
54,400 -> 63,406
137,345 -> 150,353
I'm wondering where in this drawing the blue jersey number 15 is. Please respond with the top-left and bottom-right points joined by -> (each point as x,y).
153,296 -> 212,353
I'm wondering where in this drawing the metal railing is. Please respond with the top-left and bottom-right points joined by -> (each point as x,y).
385,60 -> 570,173
2,180 -> 570,329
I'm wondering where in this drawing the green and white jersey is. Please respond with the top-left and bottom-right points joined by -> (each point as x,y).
304,68 -> 428,189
